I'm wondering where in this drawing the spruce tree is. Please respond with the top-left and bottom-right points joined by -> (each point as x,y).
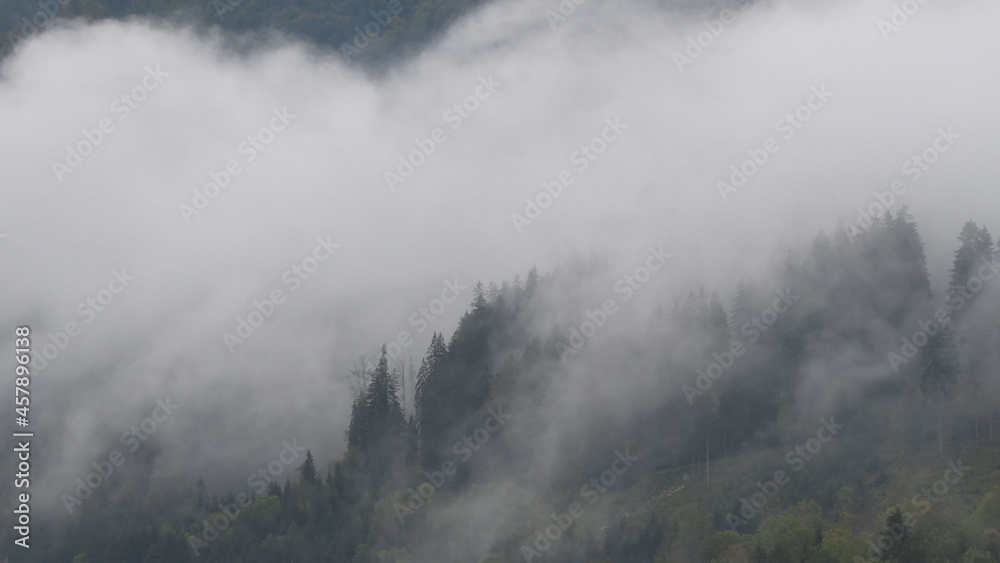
708,291 -> 730,346
920,325 -> 959,457
299,450 -> 317,485
415,332 -> 449,467
950,220 -> 983,295
363,345 -> 405,485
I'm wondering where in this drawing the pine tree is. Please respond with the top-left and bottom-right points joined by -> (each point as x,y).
472,281 -> 488,312
267,479 -> 282,499
346,358 -> 373,449
299,450 -> 317,485
880,508 -> 915,561
975,225 -> 995,259
525,266 -> 540,296
951,220 -> 983,295
729,279 -> 748,334
681,290 -> 706,330
363,345 -> 405,484
332,462 -> 357,505
347,391 -> 368,449
950,224 -> 997,441
415,332 -> 449,467
708,291 -> 730,346
881,208 -> 932,324
920,325 -> 959,457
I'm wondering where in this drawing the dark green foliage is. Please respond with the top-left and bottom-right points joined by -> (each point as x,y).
1,0 -> 488,65
349,345 -> 406,492
298,449 -> 317,485
22,217 -> 1000,563
920,325 -> 959,401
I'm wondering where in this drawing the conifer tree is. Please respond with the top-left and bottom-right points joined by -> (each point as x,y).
299,450 -> 317,485
951,220 -> 986,295
708,291 -> 730,346
920,324 -> 959,458
415,332 -> 449,466
362,345 -> 405,483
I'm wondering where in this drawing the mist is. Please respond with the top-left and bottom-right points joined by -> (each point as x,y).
0,0 -> 998,554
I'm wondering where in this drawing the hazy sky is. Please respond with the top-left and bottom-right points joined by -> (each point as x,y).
1,0 -> 998,511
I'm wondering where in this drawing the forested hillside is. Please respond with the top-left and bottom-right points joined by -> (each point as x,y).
12,211 -> 1000,562
3,0 -> 1000,559
2,0 -> 485,62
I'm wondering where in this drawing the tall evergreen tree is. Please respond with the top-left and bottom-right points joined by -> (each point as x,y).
472,281 -> 488,312
920,324 -> 959,457
525,266 -> 540,297
708,291 -> 730,346
299,450 -> 317,485
950,220 -> 987,295
362,345 -> 405,484
415,332 -> 449,467
347,391 -> 368,450
729,279 -> 749,334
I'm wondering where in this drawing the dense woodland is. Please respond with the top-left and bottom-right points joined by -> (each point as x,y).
7,209 -> 999,562
2,0 -> 484,62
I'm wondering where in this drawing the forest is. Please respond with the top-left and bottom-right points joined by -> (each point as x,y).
2,0 -> 482,62
9,210 -> 999,562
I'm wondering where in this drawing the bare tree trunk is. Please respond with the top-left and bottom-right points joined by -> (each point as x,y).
706,434 -> 710,488
398,360 -> 406,414
938,406 -> 944,459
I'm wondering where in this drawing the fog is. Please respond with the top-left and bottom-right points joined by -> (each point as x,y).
0,0 -> 997,523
